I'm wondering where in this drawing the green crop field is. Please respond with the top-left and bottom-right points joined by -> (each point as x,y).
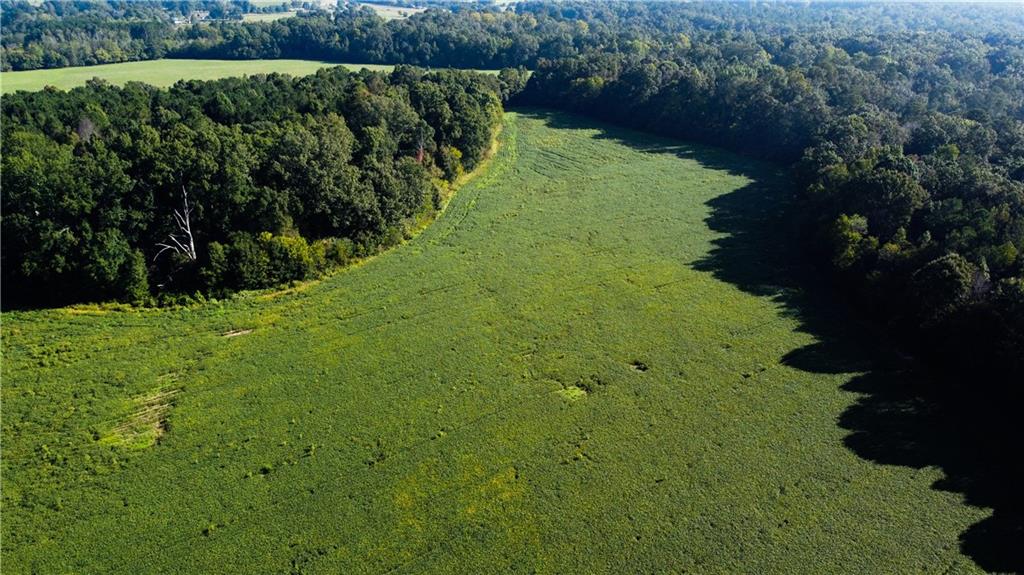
1,111 -> 989,573
0,59 -> 394,94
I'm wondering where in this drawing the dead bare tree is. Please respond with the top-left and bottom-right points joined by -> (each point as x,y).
154,186 -> 197,262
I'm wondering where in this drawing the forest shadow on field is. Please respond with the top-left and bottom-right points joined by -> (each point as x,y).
516,108 -> 1022,574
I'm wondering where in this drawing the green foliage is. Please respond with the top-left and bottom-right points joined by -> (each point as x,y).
209,232 -> 324,292
2,0 -> 1023,568
224,233 -> 273,290
0,1 -> 238,72
844,168 -> 928,240
497,67 -> 530,101
1,66 -> 502,307
316,237 -> 356,269
510,2 -> 1024,389
438,145 -> 463,181
828,214 -> 877,271
121,249 -> 151,304
911,252 -> 977,324
258,233 -> 316,288
1,113 -> 991,573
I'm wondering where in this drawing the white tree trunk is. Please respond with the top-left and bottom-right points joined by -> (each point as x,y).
154,187 -> 198,262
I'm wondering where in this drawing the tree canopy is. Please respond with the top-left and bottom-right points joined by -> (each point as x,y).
2,66 -> 502,305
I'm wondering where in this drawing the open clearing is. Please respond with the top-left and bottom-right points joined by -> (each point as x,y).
0,59 -> 394,93
361,3 -> 427,20
242,10 -> 299,22
0,59 -> 501,94
1,111 -> 989,573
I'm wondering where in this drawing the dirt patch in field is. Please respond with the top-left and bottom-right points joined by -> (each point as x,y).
222,328 -> 254,338
107,387 -> 181,449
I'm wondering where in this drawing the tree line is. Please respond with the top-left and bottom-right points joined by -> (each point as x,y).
0,0 -> 250,71
1,66 -> 502,306
510,3 -> 1023,387
5,1 -> 1024,72
0,0 -> 304,70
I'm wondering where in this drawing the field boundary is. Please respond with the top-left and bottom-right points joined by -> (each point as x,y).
209,117 -> 508,306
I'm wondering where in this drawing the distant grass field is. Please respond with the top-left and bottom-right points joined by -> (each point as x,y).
361,3 -> 427,20
0,59 -> 501,94
0,59 -> 393,94
1,111 -> 990,573
242,10 -> 298,21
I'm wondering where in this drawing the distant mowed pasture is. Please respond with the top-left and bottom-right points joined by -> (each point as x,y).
241,10 -> 299,22
0,59 -> 393,93
360,3 -> 427,20
1,111 -> 990,573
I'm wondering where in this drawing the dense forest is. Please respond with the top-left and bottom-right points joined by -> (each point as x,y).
0,0 -> 314,71
7,1 -> 1024,71
0,1 -> 250,70
1,66 -> 502,305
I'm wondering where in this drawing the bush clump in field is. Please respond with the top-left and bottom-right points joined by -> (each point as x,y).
201,233 -> 373,293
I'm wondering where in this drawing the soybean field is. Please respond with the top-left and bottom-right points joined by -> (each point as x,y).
1,111 -> 990,573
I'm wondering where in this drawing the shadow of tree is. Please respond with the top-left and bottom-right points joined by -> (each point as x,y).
839,371 -> 1023,574
516,107 -> 1022,574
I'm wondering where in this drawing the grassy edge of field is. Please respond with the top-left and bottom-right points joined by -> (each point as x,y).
61,119 -> 507,314
251,119 -> 506,302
